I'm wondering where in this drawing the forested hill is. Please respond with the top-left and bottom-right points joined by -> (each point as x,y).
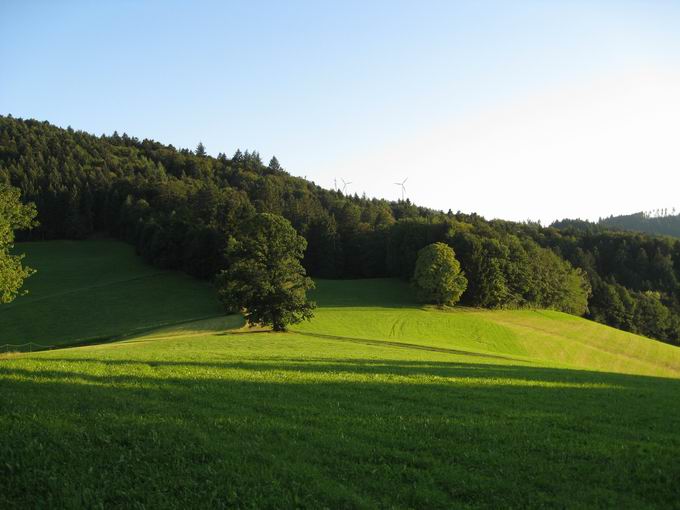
2,114 -> 680,346
554,212 -> 680,239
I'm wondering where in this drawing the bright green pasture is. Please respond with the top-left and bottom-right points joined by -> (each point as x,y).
2,324 -> 680,508
0,240 -> 223,346
2,244 -> 680,508
297,292 -> 680,378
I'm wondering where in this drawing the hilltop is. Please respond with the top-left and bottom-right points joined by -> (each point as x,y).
555,211 -> 680,239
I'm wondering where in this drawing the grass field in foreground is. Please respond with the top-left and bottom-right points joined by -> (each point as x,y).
0,240 -> 224,347
1,243 -> 680,508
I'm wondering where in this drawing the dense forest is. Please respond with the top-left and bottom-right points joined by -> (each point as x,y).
555,210 -> 680,239
2,115 -> 680,345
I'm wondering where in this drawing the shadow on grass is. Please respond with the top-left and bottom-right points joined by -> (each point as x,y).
0,315 -> 244,352
10,355 -> 680,388
288,330 -> 525,362
1,356 -> 680,508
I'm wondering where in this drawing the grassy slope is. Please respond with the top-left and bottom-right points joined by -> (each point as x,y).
2,244 -> 680,508
0,240 -> 224,347
302,279 -> 680,378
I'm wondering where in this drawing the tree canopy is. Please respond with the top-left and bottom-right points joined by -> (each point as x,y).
216,213 -> 315,331
412,242 -> 467,306
0,184 -> 37,303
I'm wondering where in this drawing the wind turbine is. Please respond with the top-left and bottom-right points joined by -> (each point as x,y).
341,178 -> 352,194
394,177 -> 408,201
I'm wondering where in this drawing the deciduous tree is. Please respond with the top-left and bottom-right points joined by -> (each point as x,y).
0,184 -> 37,303
216,213 -> 315,331
412,242 -> 467,306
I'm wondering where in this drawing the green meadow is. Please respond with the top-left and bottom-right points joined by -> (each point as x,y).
2,241 -> 680,508
0,241 -> 223,347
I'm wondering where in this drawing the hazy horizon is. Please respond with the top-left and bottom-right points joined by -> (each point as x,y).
2,1 -> 679,223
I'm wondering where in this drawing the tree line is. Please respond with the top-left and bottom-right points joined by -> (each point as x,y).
1,115 -> 679,344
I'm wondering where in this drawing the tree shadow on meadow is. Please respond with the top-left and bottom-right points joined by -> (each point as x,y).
285,330 -> 525,362
1,356 -> 680,508
5,354 -> 680,391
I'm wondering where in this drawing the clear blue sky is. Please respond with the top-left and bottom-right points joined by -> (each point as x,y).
2,1 -> 680,222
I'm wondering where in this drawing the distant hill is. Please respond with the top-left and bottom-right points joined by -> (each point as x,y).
600,212 -> 680,238
553,211 -> 680,238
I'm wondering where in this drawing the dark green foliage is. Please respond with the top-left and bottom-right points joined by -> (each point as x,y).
590,280 -> 627,329
216,213 -> 315,331
0,184 -> 37,303
303,214 -> 342,278
195,142 -> 207,157
412,242 -> 467,306
2,115 -> 680,344
448,231 -> 509,308
386,220 -> 448,277
518,223 -> 680,344
445,224 -> 590,314
523,243 -> 591,315
633,291 -> 670,341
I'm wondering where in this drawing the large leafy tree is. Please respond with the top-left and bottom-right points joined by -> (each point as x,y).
0,184 -> 37,303
412,242 -> 467,306
216,213 -> 315,331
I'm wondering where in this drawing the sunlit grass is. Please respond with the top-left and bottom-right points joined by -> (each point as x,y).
299,280 -> 680,378
2,243 -> 680,507
2,327 -> 680,508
